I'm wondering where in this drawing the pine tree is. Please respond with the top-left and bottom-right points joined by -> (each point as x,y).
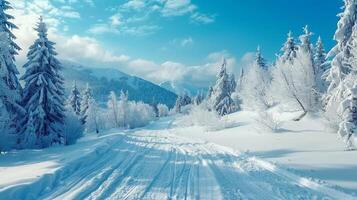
68,81 -> 81,116
325,0 -> 357,126
0,0 -> 23,133
338,83 -> 357,150
81,83 -> 93,125
256,46 -> 268,70
281,31 -> 298,63
0,0 -> 21,58
19,17 -> 66,148
314,36 -> 329,92
299,26 -> 314,65
298,26 -> 319,110
209,59 -> 236,116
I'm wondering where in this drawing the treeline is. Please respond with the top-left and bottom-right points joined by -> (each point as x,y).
0,1 -> 163,151
174,1 -> 357,150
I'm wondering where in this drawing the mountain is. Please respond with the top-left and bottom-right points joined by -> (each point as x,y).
160,81 -> 207,96
62,61 -> 178,108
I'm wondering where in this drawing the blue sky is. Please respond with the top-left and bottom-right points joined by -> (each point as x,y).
11,0 -> 341,92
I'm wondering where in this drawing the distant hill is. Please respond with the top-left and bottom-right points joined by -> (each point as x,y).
62,61 -> 178,108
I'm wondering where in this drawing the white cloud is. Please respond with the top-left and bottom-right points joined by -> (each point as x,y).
180,37 -> 194,47
90,0 -> 215,36
161,0 -> 197,17
9,0 -> 227,94
190,12 -> 215,24
110,14 -> 122,26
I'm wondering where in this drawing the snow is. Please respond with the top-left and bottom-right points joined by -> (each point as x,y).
1,111 -> 357,199
173,111 -> 357,195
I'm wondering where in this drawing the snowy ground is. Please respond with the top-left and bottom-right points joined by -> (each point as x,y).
173,111 -> 357,195
0,112 -> 356,199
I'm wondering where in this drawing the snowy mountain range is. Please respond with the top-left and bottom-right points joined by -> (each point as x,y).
160,81 -> 208,96
61,61 -> 178,108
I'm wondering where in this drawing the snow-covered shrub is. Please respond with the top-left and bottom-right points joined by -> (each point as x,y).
105,91 -> 156,129
127,101 -> 156,128
63,110 -> 84,145
157,103 -> 169,117
255,111 -> 283,133
175,104 -> 233,131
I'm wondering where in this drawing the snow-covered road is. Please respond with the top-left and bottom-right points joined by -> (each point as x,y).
0,119 -> 356,200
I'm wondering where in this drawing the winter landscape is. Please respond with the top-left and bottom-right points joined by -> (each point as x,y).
1,0 -> 357,199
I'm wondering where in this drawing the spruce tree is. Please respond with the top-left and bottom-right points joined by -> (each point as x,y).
256,46 -> 268,70
314,36 -> 328,92
325,0 -> 357,126
0,0 -> 23,133
281,31 -> 297,63
0,0 -> 21,58
68,81 -> 81,116
19,17 -> 65,148
209,59 -> 236,116
338,83 -> 357,150
298,26 -> 319,109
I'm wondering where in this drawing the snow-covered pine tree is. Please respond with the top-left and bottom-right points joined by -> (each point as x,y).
0,0 -> 24,133
314,36 -> 329,92
0,0 -> 21,58
298,26 -> 319,110
281,31 -> 298,63
68,81 -> 81,116
338,83 -> 357,150
80,83 -> 93,125
325,0 -> 357,127
256,46 -> 269,71
209,59 -> 236,116
19,17 -> 66,149
0,32 -> 23,135
241,46 -> 271,110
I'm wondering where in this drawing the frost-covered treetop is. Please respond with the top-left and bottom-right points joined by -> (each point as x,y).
315,37 -> 326,58
299,25 -> 313,53
333,0 -> 357,53
255,46 -> 268,70
0,0 -> 20,57
217,58 -> 227,78
281,31 -> 297,62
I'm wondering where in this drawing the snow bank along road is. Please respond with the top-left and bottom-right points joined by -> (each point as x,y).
0,120 -> 356,200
